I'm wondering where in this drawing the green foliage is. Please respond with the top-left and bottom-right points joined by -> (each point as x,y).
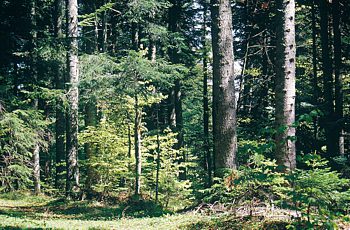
0,109 -> 49,191
79,119 -> 131,197
143,129 -> 191,209
285,154 -> 350,228
202,154 -> 286,209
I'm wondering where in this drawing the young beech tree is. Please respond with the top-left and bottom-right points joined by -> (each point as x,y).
274,0 -> 296,170
211,0 -> 237,172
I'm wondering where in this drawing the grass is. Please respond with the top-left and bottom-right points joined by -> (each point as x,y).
0,192 -> 210,230
5,191 -> 347,229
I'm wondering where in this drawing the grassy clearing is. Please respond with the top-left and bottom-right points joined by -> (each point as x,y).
6,192 -> 348,229
0,192 -> 211,230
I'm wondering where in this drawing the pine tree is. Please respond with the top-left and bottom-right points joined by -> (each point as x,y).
211,0 -> 237,172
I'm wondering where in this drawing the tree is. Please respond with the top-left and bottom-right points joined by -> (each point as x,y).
54,0 -> 66,189
274,0 -> 296,170
66,0 -> 80,198
210,0 -> 237,172
332,0 -> 344,155
319,0 -> 338,159
30,0 -> 41,195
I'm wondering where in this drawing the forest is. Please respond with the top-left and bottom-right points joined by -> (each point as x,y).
0,0 -> 349,229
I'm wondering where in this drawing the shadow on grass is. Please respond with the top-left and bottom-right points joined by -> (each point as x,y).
0,194 -> 169,222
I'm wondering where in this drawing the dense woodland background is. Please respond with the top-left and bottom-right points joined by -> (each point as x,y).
0,0 -> 350,228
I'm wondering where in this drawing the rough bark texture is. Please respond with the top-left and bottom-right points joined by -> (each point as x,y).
275,0 -> 296,170
66,0 -> 80,198
319,0 -> 338,158
211,0 -> 237,172
54,0 -> 66,189
332,0 -> 344,155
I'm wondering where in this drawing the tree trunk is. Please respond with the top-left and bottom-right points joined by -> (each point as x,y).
332,0 -> 344,155
311,1 -> 319,149
33,144 -> 41,195
66,0 -> 80,198
101,1 -> 108,52
319,0 -> 338,158
210,0 -> 237,172
54,0 -> 66,189
30,0 -> 41,195
134,96 -> 142,196
202,3 -> 212,186
274,0 -> 296,170
168,0 -> 185,179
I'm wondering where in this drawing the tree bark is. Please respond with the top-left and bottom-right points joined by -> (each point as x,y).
311,1 -> 319,149
211,0 -> 237,172
319,0 -> 338,158
168,0 -> 186,179
30,0 -> 41,195
275,0 -> 296,170
33,144 -> 41,195
66,0 -> 80,198
54,0 -> 66,189
134,96 -> 142,196
332,0 -> 344,155
202,2 -> 212,186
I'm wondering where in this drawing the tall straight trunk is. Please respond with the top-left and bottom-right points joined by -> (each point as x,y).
211,0 -> 237,172
332,0 -> 344,155
132,23 -> 142,196
311,2 -> 319,148
275,0 -> 296,170
168,0 -> 185,179
54,0 -> 66,189
134,96 -> 142,196
31,0 -> 41,195
66,0 -> 80,198
202,3 -> 211,186
319,0 -> 338,158
175,79 -> 186,179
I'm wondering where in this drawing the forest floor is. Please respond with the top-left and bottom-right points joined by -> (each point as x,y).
0,192 -> 302,229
